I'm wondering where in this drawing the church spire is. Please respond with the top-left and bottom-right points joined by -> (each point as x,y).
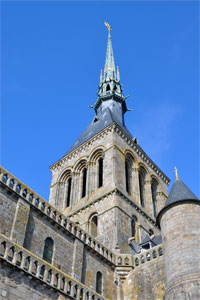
103,21 -> 116,81
98,22 -> 122,98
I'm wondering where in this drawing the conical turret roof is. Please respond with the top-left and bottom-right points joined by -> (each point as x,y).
157,177 -> 199,226
165,178 -> 199,207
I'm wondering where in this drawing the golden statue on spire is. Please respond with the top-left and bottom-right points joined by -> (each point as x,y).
174,166 -> 179,180
104,21 -> 112,31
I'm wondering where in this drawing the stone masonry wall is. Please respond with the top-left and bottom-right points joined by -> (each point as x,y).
0,179 -> 117,299
161,203 -> 200,300
123,255 -> 165,300
0,263 -> 69,300
0,185 -> 17,238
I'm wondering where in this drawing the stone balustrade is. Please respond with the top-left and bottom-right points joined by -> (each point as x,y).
116,244 -> 163,268
0,167 -> 115,265
0,234 -> 108,300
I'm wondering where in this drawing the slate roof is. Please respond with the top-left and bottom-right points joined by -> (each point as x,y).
157,178 -> 199,226
164,178 -> 199,207
140,234 -> 162,247
65,107 -> 134,155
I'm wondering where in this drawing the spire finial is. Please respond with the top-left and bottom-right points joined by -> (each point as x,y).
174,166 -> 179,180
104,21 -> 112,31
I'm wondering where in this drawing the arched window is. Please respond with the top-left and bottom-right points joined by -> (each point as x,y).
96,271 -> 102,294
139,166 -> 146,207
106,84 -> 110,91
131,216 -> 137,237
66,177 -> 72,207
90,214 -> 98,237
125,160 -> 130,193
98,157 -> 103,188
125,153 -> 134,194
151,178 -> 158,217
43,238 -> 54,264
82,168 -> 87,198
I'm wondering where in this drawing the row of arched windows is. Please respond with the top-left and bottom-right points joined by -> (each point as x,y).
125,153 -> 159,217
60,155 -> 104,208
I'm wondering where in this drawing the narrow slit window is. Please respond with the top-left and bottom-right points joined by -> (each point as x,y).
66,177 -> 72,207
98,158 -> 103,188
151,178 -> 158,217
82,168 -> 87,198
139,167 -> 146,207
96,271 -> 102,294
43,238 -> 54,264
90,215 -> 98,237
125,160 -> 129,193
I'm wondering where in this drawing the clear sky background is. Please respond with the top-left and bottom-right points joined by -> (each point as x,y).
1,1 -> 199,200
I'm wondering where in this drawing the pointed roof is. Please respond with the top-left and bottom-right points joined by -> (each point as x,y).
104,23 -> 116,81
165,178 -> 199,207
157,178 -> 199,226
64,23 -> 133,156
65,106 -> 133,155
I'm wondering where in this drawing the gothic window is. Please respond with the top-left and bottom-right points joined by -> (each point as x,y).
43,238 -> 54,264
66,177 -> 72,207
125,153 -> 134,194
96,271 -> 102,294
90,214 -> 98,238
82,167 -> 87,198
131,215 -> 137,237
98,157 -> 103,188
151,178 -> 158,217
139,166 -> 146,207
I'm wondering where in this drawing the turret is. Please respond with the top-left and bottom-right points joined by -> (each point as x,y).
157,169 -> 200,299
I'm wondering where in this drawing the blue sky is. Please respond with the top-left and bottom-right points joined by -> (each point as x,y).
1,1 -> 199,199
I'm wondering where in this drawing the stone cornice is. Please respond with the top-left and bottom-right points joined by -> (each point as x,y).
67,187 -> 158,228
50,122 -> 170,186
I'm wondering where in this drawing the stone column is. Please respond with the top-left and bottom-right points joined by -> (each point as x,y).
10,198 -> 30,246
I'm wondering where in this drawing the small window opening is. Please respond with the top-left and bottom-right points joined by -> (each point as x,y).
125,161 -> 130,193
81,168 -> 87,198
96,271 -> 102,294
106,84 -> 110,91
43,238 -> 54,264
139,167 -> 146,207
131,216 -> 137,237
151,178 -> 158,217
90,215 -> 98,238
98,158 -> 103,188
66,177 -> 72,207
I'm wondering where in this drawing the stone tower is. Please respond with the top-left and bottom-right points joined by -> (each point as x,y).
157,175 -> 200,299
49,23 -> 169,253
